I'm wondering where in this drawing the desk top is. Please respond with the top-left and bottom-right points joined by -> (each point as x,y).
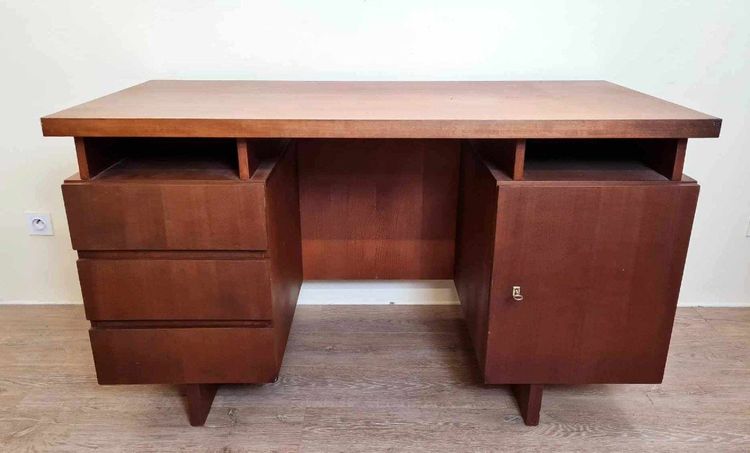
41,80 -> 721,139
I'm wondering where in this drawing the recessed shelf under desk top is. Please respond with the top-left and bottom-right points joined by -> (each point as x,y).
523,158 -> 667,181
521,138 -> 671,181
95,157 -> 240,181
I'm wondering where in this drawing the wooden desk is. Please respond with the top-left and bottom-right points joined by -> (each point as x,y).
42,81 -> 721,426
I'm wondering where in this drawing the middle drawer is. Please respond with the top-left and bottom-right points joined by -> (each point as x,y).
78,257 -> 273,321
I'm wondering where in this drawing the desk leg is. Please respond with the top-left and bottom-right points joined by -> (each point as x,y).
185,384 -> 218,426
511,384 -> 543,426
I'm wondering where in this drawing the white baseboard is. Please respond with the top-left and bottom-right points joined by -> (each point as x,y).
677,301 -> 750,308
298,280 -> 460,305
0,300 -> 80,305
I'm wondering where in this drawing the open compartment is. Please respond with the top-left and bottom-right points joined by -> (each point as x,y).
523,139 -> 686,182
76,137 -> 239,180
474,138 -> 687,182
74,137 -> 289,181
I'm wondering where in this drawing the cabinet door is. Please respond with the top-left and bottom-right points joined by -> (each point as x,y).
485,182 -> 699,384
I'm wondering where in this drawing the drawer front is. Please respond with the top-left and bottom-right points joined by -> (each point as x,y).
89,327 -> 278,384
78,258 -> 272,321
486,182 -> 699,384
62,181 -> 267,250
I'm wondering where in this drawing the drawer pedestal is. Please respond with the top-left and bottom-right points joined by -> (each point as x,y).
61,139 -> 302,425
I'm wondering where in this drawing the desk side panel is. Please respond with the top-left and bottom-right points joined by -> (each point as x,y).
265,142 -> 303,363
454,142 -> 499,369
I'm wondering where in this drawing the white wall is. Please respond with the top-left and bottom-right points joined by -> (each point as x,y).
0,0 -> 748,306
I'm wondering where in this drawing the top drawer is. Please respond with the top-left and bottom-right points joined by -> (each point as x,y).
62,180 -> 268,250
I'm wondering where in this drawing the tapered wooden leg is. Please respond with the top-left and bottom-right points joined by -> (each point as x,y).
511,384 -> 543,426
184,384 -> 218,426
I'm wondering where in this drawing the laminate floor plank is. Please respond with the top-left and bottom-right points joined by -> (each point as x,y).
299,406 -> 750,453
0,305 -> 748,452
289,305 -> 467,334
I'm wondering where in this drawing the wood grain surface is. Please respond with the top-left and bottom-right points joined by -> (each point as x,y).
298,139 -> 459,279
1,305 -> 748,451
263,142 -> 303,363
486,182 -> 699,384
62,179 -> 268,251
77,257 -> 273,321
41,81 -> 721,138
454,142 -> 499,369
89,326 -> 278,385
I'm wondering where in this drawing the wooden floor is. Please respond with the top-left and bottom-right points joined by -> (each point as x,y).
0,305 -> 748,452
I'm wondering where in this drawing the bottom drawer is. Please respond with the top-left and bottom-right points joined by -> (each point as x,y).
90,327 -> 278,384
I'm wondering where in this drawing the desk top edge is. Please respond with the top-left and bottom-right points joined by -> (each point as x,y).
41,80 -> 722,138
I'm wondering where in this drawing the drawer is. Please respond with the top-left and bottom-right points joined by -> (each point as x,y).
89,327 -> 278,384
78,257 -> 272,321
62,180 -> 267,250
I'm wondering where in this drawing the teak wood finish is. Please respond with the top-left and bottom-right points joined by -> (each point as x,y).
62,181 -> 268,250
77,258 -> 273,320
89,326 -> 278,384
489,172 -> 699,384
42,80 -> 721,426
42,80 -> 720,138
298,139 -> 459,279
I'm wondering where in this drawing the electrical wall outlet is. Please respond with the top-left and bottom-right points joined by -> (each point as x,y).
26,212 -> 54,236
